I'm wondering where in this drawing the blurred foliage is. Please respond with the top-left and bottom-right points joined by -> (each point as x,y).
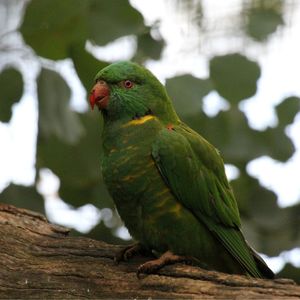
21,0 -> 147,60
244,0 -> 284,41
69,42 -> 108,91
21,0 -> 88,60
278,263 -> 300,284
134,29 -> 165,63
276,96 -> 300,128
0,68 -> 23,122
38,68 -> 84,144
166,75 -> 213,117
0,184 -> 44,213
209,54 -> 261,104
0,0 -> 300,282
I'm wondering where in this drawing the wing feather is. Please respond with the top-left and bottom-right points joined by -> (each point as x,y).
152,124 -> 263,277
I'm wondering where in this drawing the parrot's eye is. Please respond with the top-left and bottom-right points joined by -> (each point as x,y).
122,80 -> 134,89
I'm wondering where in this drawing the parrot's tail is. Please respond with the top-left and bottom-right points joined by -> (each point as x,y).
249,246 -> 275,279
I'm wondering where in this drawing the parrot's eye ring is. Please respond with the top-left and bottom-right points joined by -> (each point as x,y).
123,80 -> 134,89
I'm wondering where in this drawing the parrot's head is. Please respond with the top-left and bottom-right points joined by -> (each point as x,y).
89,61 -> 178,123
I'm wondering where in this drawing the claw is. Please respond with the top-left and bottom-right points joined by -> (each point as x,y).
136,251 -> 198,279
114,243 -> 148,264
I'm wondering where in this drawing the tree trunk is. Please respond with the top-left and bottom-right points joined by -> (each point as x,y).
0,203 -> 299,299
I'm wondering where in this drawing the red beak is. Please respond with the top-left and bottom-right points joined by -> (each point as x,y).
89,80 -> 110,110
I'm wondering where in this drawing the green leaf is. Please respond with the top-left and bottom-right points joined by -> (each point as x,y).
245,0 -> 284,41
36,112 -> 111,207
209,53 -> 261,104
278,264 -> 300,284
0,68 -> 23,122
276,96 -> 300,128
231,169 -> 282,235
37,68 -> 84,144
0,184 -> 44,214
60,182 -> 112,209
134,29 -> 165,62
87,0 -> 145,45
166,75 -> 212,120
255,126 -> 295,162
20,0 -> 88,59
69,42 -> 108,92
20,0 -> 147,60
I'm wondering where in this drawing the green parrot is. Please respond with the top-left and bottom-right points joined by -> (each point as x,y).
89,61 -> 274,279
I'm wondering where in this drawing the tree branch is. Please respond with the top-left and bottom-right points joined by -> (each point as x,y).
0,203 -> 299,299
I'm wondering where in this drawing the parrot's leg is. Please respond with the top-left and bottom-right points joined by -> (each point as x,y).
114,242 -> 151,263
137,251 -> 198,278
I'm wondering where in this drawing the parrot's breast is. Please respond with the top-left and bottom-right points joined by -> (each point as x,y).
101,117 -> 171,243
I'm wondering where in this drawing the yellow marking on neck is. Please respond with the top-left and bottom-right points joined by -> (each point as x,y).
122,115 -> 156,127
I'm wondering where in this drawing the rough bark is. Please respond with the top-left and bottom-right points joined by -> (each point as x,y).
0,203 -> 299,299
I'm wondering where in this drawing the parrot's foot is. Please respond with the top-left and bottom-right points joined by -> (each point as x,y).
137,251 -> 197,278
114,242 -> 150,263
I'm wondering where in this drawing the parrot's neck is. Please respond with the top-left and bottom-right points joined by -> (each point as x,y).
101,113 -> 164,154
101,94 -> 181,153
101,91 -> 180,128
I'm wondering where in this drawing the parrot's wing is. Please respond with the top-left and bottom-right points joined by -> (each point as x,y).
151,124 -> 262,277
